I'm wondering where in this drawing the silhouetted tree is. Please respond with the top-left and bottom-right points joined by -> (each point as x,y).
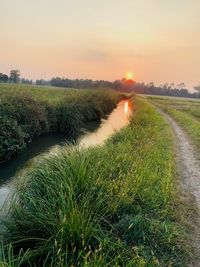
12,74 -> 194,99
0,73 -> 9,83
176,82 -> 186,89
194,84 -> 200,98
36,79 -> 50,86
10,69 -> 20,83
21,78 -> 32,84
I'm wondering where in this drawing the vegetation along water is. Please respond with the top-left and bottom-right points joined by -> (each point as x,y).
0,94 -> 187,266
0,84 -> 121,164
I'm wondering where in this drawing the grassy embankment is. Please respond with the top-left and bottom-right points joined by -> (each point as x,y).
148,96 -> 200,152
0,97 -> 187,266
0,83 -> 120,163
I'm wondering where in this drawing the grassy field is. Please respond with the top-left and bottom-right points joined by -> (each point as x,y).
0,84 -> 121,163
148,96 -> 200,152
0,96 -> 187,266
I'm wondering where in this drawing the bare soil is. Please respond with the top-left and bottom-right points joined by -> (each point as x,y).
159,109 -> 200,266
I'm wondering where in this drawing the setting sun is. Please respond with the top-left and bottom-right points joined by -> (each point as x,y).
126,72 -> 134,80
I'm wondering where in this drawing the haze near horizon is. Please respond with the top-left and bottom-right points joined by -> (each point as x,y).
1,0 -> 200,89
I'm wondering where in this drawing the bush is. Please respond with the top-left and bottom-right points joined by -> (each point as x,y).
0,85 -> 120,162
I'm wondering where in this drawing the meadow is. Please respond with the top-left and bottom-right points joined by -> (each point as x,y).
0,84 -> 121,163
0,96 -> 187,266
148,96 -> 200,153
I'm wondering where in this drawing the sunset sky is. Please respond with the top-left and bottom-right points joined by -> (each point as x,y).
1,0 -> 200,89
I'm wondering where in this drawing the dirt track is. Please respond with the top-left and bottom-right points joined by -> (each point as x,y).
159,109 -> 200,266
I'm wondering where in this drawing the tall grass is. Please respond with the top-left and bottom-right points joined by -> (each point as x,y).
0,84 -> 121,163
0,97 -> 187,266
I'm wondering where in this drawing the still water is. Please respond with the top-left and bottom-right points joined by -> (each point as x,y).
0,100 -> 132,208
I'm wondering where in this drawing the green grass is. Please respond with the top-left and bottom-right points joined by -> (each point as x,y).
148,96 -> 200,152
0,83 -> 121,163
0,97 -> 187,266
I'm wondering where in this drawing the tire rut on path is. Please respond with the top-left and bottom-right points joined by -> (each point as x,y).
158,109 -> 200,266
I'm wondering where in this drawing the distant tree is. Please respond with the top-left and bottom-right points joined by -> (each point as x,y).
176,82 -> 186,89
21,78 -> 32,84
36,79 -> 43,85
162,83 -> 169,89
0,73 -> 9,83
10,69 -> 20,83
32,75 -> 199,99
194,84 -> 200,98
36,79 -> 50,86
147,82 -> 154,88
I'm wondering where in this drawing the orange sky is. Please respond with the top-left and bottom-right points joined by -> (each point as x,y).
1,0 -> 200,89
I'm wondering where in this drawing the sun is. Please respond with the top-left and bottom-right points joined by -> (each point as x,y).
125,72 -> 134,80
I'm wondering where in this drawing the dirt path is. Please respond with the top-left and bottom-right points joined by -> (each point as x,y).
159,109 -> 200,266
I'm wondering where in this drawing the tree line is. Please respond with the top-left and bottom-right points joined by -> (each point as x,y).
1,69 -> 200,98
41,77 -> 200,98
0,70 -> 32,84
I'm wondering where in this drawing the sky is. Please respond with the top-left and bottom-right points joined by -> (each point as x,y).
1,0 -> 200,89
